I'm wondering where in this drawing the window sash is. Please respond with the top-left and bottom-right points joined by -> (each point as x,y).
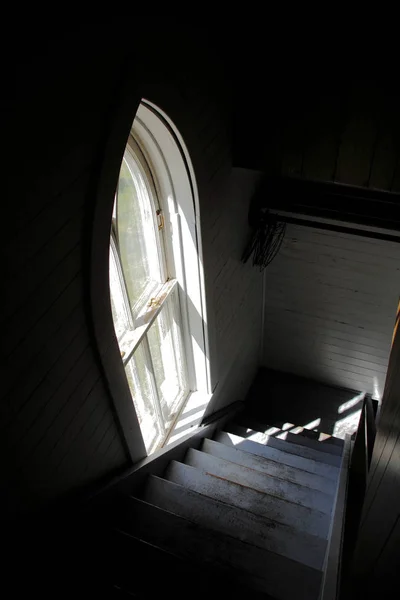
115,140 -> 169,320
119,278 -> 177,366
122,281 -> 189,453
141,335 -> 166,438
111,227 -> 187,451
110,131 -> 190,454
110,235 -> 134,336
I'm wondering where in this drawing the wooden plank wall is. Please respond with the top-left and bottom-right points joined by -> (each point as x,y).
234,78 -> 400,196
2,24 -> 262,519
2,31 -> 131,518
262,225 -> 400,398
202,167 -> 263,417
351,304 -> 400,597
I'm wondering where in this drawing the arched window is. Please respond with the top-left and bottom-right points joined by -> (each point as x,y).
109,101 -> 209,454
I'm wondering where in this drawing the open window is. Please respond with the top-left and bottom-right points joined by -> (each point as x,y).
109,101 -> 209,454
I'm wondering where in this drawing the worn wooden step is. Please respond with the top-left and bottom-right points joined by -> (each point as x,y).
118,496 -> 322,600
283,431 -> 343,456
185,448 -> 333,514
166,461 -> 330,538
272,426 -> 344,452
102,529 -> 260,599
215,430 -> 340,482
142,475 -> 327,570
227,424 -> 342,466
85,528 -> 193,596
235,424 -> 343,456
222,426 -> 342,468
204,438 -> 336,495
238,416 -> 344,449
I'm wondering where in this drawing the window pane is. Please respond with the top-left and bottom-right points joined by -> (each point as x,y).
109,245 -> 129,341
125,344 -> 162,454
117,152 -> 163,316
147,287 -> 188,431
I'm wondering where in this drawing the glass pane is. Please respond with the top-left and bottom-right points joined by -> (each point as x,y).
117,152 -> 163,316
147,287 -> 188,431
125,344 -> 161,454
109,245 -> 129,341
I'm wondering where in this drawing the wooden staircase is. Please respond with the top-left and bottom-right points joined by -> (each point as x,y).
92,411 -> 350,599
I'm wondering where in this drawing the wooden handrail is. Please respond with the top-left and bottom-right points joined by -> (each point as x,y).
351,400 -> 368,496
364,395 -> 376,468
320,434 -> 352,600
340,395 -> 377,596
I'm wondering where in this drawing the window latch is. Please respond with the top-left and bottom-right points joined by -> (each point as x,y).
156,209 -> 164,231
148,297 -> 161,309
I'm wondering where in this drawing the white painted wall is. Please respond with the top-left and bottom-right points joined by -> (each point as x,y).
201,167 -> 263,417
262,224 -> 400,399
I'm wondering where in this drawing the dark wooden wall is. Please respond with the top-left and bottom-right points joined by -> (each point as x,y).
234,77 -> 400,194
2,28 -> 134,518
2,23 -> 262,519
351,304 -> 400,597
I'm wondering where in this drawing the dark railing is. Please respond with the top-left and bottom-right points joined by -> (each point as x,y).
341,394 -> 377,597
350,395 -> 376,503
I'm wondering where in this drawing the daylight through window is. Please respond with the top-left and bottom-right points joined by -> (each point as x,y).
109,123 -> 189,454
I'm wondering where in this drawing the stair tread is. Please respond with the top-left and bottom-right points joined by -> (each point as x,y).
102,529 -> 263,599
205,437 -> 336,495
105,529 -> 201,593
117,496 -> 322,600
216,430 -> 340,481
282,430 -> 343,455
185,448 -> 333,514
143,475 -> 327,570
233,422 -> 343,456
166,461 -> 330,538
225,424 -> 342,467
239,416 -> 344,450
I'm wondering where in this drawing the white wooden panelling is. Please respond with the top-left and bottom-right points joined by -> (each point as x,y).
201,166 -> 263,415
2,29 -> 262,517
262,225 -> 400,398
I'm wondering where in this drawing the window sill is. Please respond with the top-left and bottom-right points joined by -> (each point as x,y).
163,390 -> 212,447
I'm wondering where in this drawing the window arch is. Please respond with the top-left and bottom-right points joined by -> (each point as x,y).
108,101 -> 210,454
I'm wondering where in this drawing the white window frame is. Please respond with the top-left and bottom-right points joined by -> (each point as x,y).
110,100 -> 211,453
134,103 -> 210,394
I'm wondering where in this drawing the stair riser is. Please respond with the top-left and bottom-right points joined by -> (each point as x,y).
120,497 -> 322,600
185,449 -> 333,514
217,431 -> 340,480
284,431 -> 343,456
205,438 -> 336,495
166,461 -> 331,538
238,418 -> 344,452
226,425 -> 342,467
143,476 -> 327,570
